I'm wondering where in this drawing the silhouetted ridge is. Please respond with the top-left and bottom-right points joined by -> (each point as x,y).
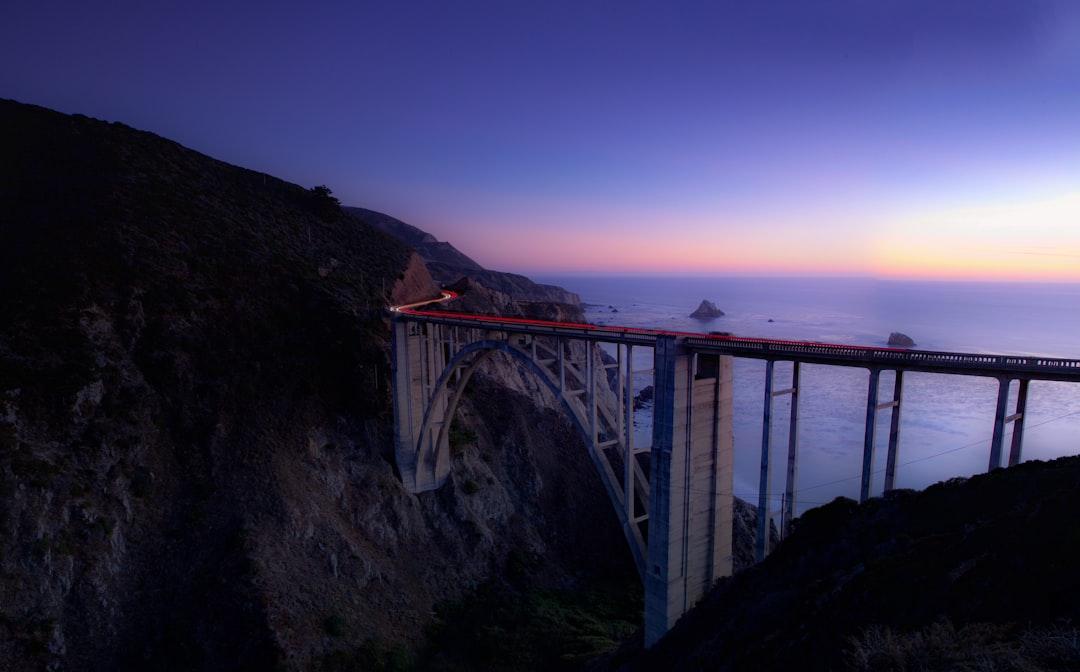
0,98 -> 641,672
346,205 -> 582,305
604,455 -> 1080,671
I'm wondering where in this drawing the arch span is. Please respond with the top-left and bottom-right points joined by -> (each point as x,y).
391,315 -> 735,647
406,335 -> 649,575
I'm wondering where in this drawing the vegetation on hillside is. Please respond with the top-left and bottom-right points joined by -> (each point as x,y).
610,455 -> 1080,671
0,98 -> 424,670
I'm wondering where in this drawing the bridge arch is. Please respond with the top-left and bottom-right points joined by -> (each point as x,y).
391,314 -> 736,647
408,336 -> 648,575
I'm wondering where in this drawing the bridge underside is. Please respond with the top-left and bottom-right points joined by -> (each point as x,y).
391,317 -> 734,648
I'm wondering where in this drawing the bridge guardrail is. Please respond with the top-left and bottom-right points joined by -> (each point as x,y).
682,335 -> 1080,380
396,302 -> 1080,382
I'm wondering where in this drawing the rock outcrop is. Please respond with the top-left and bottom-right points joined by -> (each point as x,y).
390,251 -> 440,305
887,332 -> 916,347
690,300 -> 725,319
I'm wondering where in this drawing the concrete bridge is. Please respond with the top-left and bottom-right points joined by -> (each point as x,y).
390,294 -> 1080,647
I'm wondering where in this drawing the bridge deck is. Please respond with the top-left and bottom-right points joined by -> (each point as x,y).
398,307 -> 1080,382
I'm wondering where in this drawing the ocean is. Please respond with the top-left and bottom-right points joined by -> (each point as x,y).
533,275 -> 1080,513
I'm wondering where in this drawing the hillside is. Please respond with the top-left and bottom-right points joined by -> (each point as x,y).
0,99 -> 636,671
346,206 -> 582,306
603,455 -> 1080,671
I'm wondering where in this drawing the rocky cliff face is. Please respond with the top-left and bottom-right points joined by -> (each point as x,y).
0,100 -> 630,671
347,207 -> 581,306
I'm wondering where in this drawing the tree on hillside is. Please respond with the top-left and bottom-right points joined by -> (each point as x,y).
310,184 -> 340,204
309,184 -> 341,219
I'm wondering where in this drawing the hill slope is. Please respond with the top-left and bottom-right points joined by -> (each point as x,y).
0,99 -> 632,671
346,206 -> 582,305
605,456 -> 1080,671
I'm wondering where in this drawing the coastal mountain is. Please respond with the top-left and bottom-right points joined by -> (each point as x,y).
346,206 -> 486,274
346,206 -> 581,306
0,98 -> 635,671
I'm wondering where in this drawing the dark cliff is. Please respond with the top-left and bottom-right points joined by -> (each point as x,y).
346,206 -> 582,306
602,456 -> 1080,672
0,99 -> 632,671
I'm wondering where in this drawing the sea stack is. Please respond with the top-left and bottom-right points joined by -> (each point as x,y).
690,300 -> 725,319
888,332 -> 916,347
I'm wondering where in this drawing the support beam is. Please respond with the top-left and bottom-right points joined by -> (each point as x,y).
989,377 -> 1011,471
756,360 -> 775,563
1007,379 -> 1029,467
860,368 -> 881,503
782,362 -> 801,538
883,370 -> 904,492
645,335 -> 677,648
623,345 -> 635,531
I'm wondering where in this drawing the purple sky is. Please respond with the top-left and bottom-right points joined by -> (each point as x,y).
5,1 -> 1079,279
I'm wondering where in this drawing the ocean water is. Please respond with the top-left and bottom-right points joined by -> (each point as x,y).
533,275 -> 1080,513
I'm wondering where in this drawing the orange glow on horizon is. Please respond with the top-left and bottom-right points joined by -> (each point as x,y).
429,190 -> 1080,282
874,191 -> 1080,282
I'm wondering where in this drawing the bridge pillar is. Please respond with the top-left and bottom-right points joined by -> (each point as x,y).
989,377 -> 1030,471
756,361 -> 802,560
392,317 -> 451,492
883,370 -> 904,491
645,336 -> 734,648
1008,379 -> 1030,467
860,369 -> 881,502
861,369 -> 903,502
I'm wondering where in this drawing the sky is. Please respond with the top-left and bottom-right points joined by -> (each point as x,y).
4,0 -> 1080,280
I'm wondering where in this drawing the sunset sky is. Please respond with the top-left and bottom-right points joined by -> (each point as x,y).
4,0 -> 1079,280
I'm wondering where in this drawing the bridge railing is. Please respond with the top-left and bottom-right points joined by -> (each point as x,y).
683,336 -> 1080,380
396,310 -> 660,346
399,307 -> 1080,380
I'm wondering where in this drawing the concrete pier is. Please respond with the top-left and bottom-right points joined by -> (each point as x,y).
392,319 -> 451,492
646,338 -> 734,647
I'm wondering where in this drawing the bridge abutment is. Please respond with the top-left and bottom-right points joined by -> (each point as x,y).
645,337 -> 734,648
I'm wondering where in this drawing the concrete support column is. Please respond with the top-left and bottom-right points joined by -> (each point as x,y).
988,377 -> 1032,470
644,338 -> 733,648
391,317 -> 451,492
782,362 -> 800,538
860,368 -> 881,503
757,361 -> 800,551
623,345 -> 636,530
883,370 -> 904,492
989,377 -> 1011,471
1008,379 -> 1030,467
755,360 -> 775,563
